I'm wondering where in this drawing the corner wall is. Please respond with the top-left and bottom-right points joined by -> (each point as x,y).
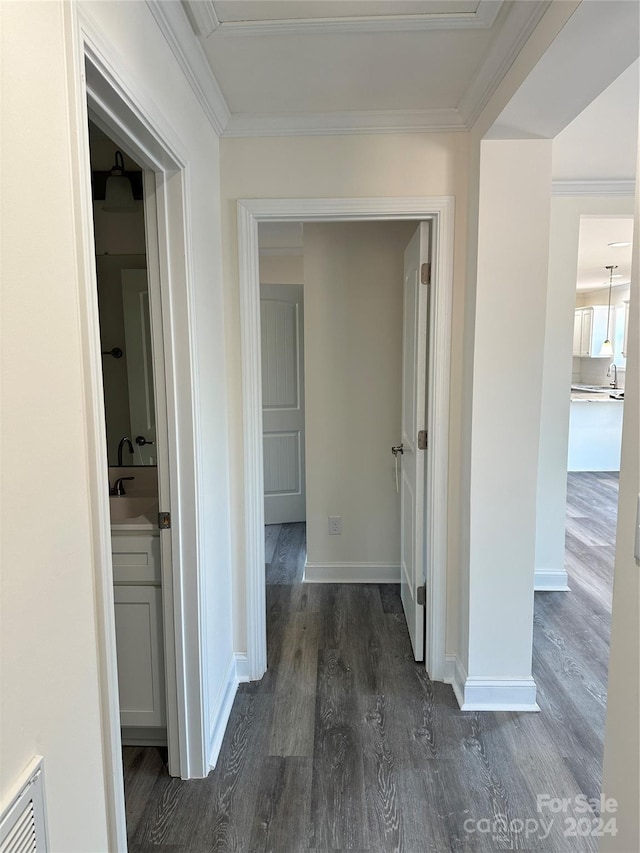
600,153 -> 640,853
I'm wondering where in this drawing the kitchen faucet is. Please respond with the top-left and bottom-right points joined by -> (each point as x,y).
607,363 -> 618,389
117,436 -> 134,466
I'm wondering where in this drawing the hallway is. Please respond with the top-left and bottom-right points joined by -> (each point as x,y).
124,473 -> 615,852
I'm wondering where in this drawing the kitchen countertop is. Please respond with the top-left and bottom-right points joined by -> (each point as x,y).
570,390 -> 624,403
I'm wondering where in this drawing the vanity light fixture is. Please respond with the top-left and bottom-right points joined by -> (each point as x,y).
103,150 -> 136,212
599,264 -> 617,358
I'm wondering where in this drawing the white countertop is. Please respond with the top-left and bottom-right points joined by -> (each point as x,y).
570,391 -> 623,403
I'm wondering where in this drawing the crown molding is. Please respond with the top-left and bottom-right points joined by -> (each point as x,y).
181,0 -> 220,38
146,0 -> 229,135
223,107 -> 466,137
458,0 -> 551,127
213,1 -> 503,37
552,179 -> 637,197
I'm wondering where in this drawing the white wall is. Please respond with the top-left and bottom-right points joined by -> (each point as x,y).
600,141 -> 639,853
1,0 -> 233,846
1,2 -> 110,847
220,132 -> 469,656
536,196 -> 634,587
259,253 -> 303,285
303,221 -> 416,573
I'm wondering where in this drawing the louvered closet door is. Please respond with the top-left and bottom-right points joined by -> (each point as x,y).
261,284 -> 306,524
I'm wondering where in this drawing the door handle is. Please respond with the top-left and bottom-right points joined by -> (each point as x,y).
391,444 -> 404,456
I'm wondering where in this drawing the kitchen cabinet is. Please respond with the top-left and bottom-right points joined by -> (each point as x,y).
572,306 -> 610,357
111,529 -> 166,736
622,300 -> 630,358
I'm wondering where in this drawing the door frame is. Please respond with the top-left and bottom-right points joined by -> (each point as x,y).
67,7 -> 209,848
238,197 -> 454,682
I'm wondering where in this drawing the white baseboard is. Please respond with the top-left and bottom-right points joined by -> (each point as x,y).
234,652 -> 250,683
534,568 -> 570,591
442,653 -> 457,683
303,561 -> 401,583
448,656 -> 539,711
208,655 -> 239,770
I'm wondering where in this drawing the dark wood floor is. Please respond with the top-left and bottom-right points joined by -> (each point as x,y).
124,473 -> 617,852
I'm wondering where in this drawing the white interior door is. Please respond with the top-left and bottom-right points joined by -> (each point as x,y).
399,223 -> 430,661
122,269 -> 156,465
261,284 -> 306,524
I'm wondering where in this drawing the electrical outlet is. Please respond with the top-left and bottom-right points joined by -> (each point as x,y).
328,516 -> 342,535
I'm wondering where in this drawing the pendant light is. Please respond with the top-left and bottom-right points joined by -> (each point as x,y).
103,150 -> 136,212
599,264 -> 617,357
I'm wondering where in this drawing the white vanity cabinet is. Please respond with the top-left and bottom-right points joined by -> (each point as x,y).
572,306 -> 610,357
111,528 -> 166,738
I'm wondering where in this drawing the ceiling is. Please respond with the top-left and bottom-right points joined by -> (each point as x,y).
576,217 -> 634,292
552,59 -> 639,183
180,0 -> 549,134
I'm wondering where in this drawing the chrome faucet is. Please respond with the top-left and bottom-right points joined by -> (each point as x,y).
117,436 -> 134,466
607,363 -> 618,389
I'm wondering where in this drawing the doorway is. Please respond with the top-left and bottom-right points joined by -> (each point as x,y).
88,122 -> 170,761
239,197 -> 454,685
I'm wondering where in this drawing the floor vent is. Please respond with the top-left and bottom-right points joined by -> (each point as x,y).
0,757 -> 49,853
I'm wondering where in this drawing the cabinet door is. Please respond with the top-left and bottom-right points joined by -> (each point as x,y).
573,309 -> 583,356
580,308 -> 593,356
114,586 -> 166,728
622,301 -> 630,357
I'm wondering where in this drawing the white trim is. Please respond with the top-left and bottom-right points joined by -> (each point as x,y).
238,196 -> 454,684
182,0 -> 220,38
458,0 -> 550,128
70,9 -> 213,846
207,655 -> 238,771
448,657 -> 539,711
215,1 -> 503,36
442,653 -> 458,684
234,653 -> 251,683
459,678 -> 539,711
534,569 -> 570,591
303,562 -> 401,584
223,108 -> 466,137
552,179 -> 637,197
146,0 -> 230,135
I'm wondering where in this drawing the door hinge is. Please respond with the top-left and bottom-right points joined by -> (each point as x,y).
417,430 -> 427,450
416,584 -> 426,606
421,262 -> 431,285
158,511 -> 171,530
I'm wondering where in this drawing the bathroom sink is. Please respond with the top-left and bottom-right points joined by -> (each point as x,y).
109,496 -> 158,522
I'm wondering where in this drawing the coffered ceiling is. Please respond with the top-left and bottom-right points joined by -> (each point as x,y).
174,0 -> 550,135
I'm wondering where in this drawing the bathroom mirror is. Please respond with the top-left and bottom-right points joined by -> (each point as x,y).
91,120 -> 156,467
98,264 -> 157,467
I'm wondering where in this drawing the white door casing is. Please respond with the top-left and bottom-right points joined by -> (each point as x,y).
400,223 -> 430,661
122,269 -> 157,465
261,285 -> 306,524
237,197 -> 453,685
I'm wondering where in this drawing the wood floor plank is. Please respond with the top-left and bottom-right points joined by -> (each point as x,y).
124,476 -> 617,852
269,612 -> 319,756
309,648 -> 372,850
247,756 -> 311,852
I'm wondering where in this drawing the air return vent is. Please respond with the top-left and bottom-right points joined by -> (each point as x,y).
0,757 -> 49,853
